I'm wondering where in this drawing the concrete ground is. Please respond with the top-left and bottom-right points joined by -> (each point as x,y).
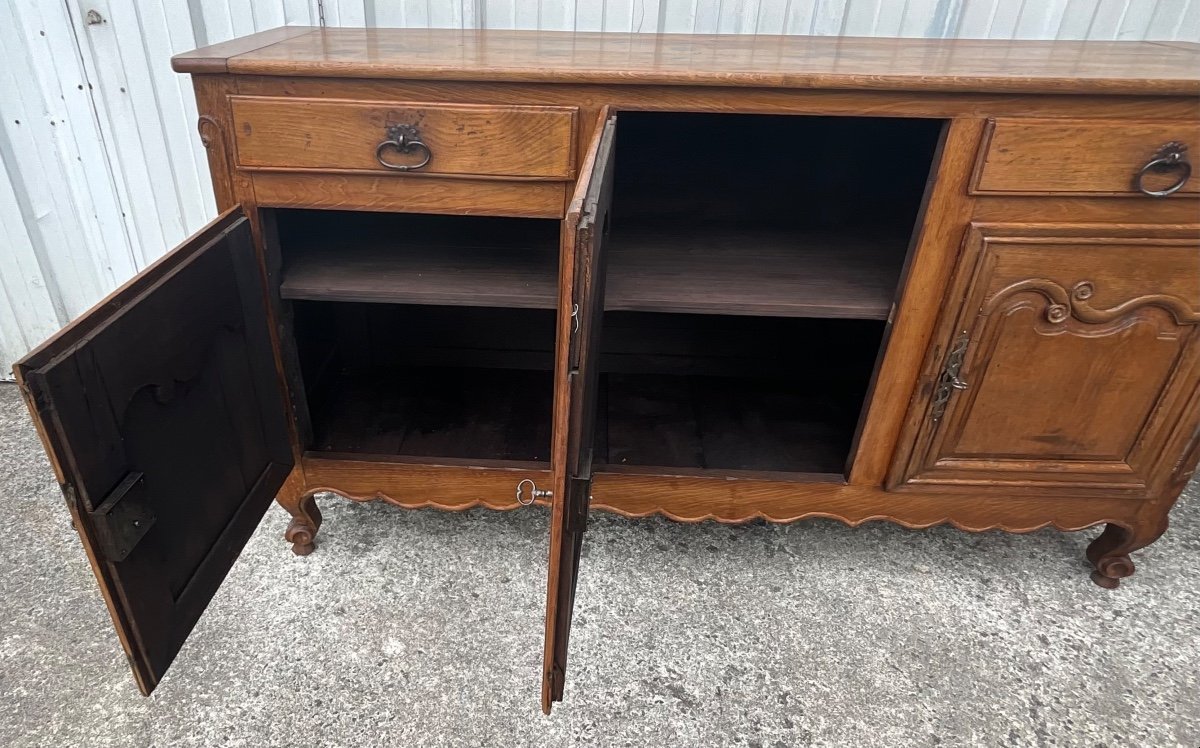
0,381 -> 1197,748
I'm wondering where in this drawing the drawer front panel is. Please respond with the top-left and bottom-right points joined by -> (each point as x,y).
973,118 -> 1200,196
231,96 -> 578,179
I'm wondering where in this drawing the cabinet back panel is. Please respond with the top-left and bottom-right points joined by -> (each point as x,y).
612,113 -> 943,229
594,313 -> 885,474
598,312 -> 882,378
596,372 -> 861,474
294,302 -> 556,461
604,114 -> 943,323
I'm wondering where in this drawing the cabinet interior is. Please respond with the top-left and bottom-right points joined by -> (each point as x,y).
594,313 -> 884,475
279,212 -> 561,465
597,112 -> 944,476
274,112 -> 943,475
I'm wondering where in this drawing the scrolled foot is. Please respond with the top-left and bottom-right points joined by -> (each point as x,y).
277,471 -> 323,556
285,518 -> 317,556
1089,565 -> 1131,589
1086,521 -> 1164,590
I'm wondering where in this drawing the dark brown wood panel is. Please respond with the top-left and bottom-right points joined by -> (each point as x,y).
292,300 -> 557,464
13,209 -> 292,694
309,366 -> 553,463
173,29 -> 1200,96
605,225 -> 906,319
599,372 -> 856,474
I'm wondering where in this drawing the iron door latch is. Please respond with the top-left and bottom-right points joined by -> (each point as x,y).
88,472 -> 155,562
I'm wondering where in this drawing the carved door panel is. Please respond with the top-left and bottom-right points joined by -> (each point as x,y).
542,111 -> 616,714
13,209 -> 294,694
890,224 -> 1200,497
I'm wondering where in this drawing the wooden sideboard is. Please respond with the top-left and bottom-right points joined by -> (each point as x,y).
13,28 -> 1199,713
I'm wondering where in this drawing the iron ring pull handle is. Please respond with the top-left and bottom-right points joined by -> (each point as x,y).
1136,141 -> 1191,197
375,124 -> 432,172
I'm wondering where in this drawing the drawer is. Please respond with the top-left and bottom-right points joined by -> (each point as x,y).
230,96 -> 578,180
973,118 -> 1199,197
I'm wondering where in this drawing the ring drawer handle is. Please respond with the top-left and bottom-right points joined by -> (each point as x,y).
1136,141 -> 1191,197
375,124 -> 432,172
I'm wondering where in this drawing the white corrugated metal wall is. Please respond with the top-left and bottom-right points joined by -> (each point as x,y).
1,0 -> 1197,377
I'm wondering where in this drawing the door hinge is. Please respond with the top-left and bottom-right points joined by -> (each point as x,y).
568,302 -> 582,372
16,379 -> 36,406
929,330 -> 970,422
566,477 -> 591,534
548,663 -> 566,699
62,482 -> 80,514
88,472 -> 155,562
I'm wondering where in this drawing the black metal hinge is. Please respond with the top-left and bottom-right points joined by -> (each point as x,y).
548,663 -> 566,699
88,472 -> 155,562
568,301 -> 581,372
565,477 -> 591,535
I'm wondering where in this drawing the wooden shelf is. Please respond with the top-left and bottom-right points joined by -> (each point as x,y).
279,213 -> 908,319
604,225 -> 907,319
279,214 -> 558,308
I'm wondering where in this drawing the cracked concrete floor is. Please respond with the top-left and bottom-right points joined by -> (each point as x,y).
0,382 -> 1197,747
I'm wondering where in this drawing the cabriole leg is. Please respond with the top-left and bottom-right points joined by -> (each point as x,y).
277,470 -> 322,556
1086,519 -> 1168,589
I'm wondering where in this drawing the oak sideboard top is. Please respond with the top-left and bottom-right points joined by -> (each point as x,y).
171,27 -> 1200,96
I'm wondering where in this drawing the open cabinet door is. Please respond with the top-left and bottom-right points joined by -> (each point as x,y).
13,208 -> 293,695
542,112 -> 617,713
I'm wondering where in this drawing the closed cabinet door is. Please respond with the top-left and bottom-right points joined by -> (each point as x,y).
890,224 -> 1200,498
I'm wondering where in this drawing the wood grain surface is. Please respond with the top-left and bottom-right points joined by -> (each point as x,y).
891,224 -> 1200,498
974,118 -> 1200,196
173,28 -> 1200,96
231,96 -> 578,179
